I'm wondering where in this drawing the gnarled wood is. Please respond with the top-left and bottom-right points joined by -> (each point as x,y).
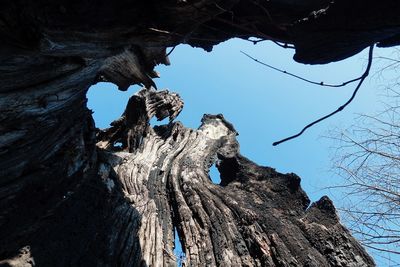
1,0 -> 400,266
96,88 -> 374,266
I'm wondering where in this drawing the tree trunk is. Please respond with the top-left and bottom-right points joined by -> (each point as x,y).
1,0 -> 399,266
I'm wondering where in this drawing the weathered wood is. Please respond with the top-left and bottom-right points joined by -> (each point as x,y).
1,0 -> 400,266
95,88 -> 374,266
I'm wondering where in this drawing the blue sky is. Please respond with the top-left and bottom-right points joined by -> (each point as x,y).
88,39 -> 396,265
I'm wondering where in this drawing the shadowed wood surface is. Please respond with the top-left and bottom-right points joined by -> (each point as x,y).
1,0 -> 400,266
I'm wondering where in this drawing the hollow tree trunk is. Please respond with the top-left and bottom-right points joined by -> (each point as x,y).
95,88 -> 375,267
1,0 -> 400,266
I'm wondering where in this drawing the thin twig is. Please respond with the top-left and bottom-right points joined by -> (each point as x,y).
166,46 -> 177,57
272,41 -> 295,49
241,50 -> 364,87
272,45 -> 375,146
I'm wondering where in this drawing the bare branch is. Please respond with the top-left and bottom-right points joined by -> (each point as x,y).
328,66 -> 400,259
240,51 -> 365,88
272,45 -> 375,146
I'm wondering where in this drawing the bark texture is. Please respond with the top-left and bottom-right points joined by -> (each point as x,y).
94,88 -> 375,267
1,0 -> 400,266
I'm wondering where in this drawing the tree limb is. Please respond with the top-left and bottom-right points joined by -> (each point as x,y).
272,45 -> 375,146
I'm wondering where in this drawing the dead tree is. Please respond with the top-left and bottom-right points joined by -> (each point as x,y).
1,0 -> 400,266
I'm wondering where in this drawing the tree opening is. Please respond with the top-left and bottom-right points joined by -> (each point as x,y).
209,163 -> 221,184
174,228 -> 186,267
87,82 -> 139,129
150,116 -> 169,127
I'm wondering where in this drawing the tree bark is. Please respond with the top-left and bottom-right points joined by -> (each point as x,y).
1,0 -> 399,266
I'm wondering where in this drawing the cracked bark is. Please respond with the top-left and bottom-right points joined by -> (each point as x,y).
1,0 -> 399,266
93,88 -> 374,266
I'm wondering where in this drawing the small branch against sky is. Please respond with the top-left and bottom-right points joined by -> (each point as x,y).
327,78 -> 400,262
251,45 -> 374,146
241,50 -> 366,87
166,45 -> 177,57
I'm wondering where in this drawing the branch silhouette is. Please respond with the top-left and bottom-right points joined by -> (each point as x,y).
241,51 -> 366,87
272,45 -> 374,146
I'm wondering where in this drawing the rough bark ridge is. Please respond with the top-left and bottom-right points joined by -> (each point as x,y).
1,0 -> 399,266
94,88 -> 375,266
